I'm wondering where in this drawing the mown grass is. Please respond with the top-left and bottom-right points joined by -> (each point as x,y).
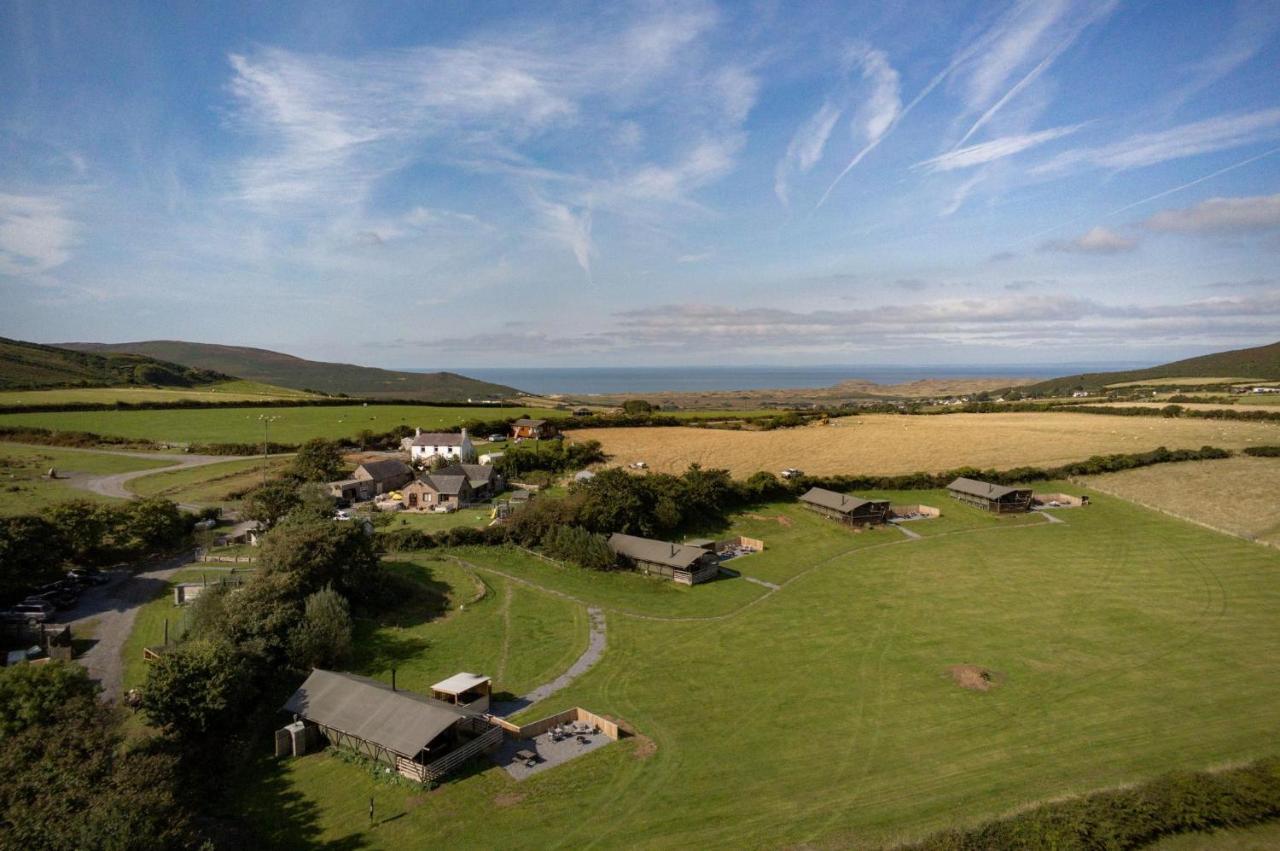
0,404 -> 571,445
126,456 -> 293,508
0,380 -> 317,407
234,489 -> 1280,849
381,505 -> 497,532
119,567 -> 225,695
0,442 -> 171,515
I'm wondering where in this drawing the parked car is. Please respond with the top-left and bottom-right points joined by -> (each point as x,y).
488,433 -> 505,442
67,566 -> 109,586
780,468 -> 803,479
30,583 -> 78,609
2,601 -> 56,623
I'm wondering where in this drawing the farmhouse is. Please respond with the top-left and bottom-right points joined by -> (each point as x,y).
947,477 -> 1033,513
511,418 -> 557,440
401,463 -> 504,511
280,669 -> 502,784
406,428 -> 475,463
607,532 -> 722,585
799,487 -> 891,527
328,459 -> 414,502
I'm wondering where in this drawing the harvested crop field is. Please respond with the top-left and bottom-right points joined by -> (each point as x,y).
570,412 -> 1280,477
1081,455 -> 1280,547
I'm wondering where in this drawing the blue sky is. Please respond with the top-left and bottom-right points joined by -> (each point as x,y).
2,0 -> 1279,368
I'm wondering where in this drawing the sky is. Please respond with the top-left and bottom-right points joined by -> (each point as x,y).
2,0 -> 1279,369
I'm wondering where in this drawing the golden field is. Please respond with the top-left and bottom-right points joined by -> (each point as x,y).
570,412 -> 1280,477
1082,456 -> 1280,547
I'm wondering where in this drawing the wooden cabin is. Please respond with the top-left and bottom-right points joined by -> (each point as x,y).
946,477 -> 1033,513
607,533 -> 721,585
280,669 -> 501,784
799,487 -> 891,527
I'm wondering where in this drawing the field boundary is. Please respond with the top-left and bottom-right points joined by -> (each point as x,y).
1074,477 -> 1279,551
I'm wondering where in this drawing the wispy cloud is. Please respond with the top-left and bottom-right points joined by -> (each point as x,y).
1144,193 -> 1280,234
774,101 -> 842,206
0,194 -> 76,278
807,45 -> 902,208
1033,108 -> 1280,175
918,123 -> 1083,172
953,0 -> 1116,146
1039,225 -> 1137,254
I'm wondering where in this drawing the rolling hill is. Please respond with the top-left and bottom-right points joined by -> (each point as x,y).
61,340 -> 520,402
1025,340 -> 1280,396
0,337 -> 228,390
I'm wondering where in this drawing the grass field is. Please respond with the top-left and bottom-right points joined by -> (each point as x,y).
1082,456 -> 1280,547
0,443 -> 171,515
381,505 -> 498,532
233,489 -> 1280,848
1083,400 -> 1280,413
126,456 -> 293,508
0,380 -> 317,408
571,412 -> 1280,477
0,404 -> 572,445
1105,376 -> 1257,388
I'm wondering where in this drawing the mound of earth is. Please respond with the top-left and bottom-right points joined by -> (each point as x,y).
947,664 -> 1003,692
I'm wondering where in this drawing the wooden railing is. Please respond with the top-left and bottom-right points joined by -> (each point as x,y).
416,725 -> 504,782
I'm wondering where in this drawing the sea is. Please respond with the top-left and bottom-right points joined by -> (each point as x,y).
406,364 -> 1151,396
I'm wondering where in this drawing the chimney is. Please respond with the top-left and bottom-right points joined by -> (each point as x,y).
461,427 -> 468,441
391,668 -> 397,692
415,427 -> 421,438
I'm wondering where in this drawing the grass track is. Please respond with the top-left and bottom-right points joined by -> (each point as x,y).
0,442 -> 171,515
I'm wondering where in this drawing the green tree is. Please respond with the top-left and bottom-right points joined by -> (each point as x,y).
292,438 -> 345,482
242,479 -> 301,529
142,639 -> 254,739
296,482 -> 337,519
0,515 -> 68,600
0,696 -> 194,850
120,498 -> 187,554
622,399 -> 654,415
42,500 -> 106,562
256,511 -> 383,604
289,586 -> 353,670
0,661 -> 99,740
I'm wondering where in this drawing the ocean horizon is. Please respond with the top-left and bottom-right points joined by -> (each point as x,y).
401,363 -> 1153,395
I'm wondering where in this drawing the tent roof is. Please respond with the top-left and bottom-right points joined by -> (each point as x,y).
799,487 -> 885,514
947,477 -> 1028,500
607,532 -> 708,570
282,669 -> 474,758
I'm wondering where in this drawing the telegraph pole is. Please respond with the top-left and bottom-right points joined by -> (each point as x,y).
259,415 -> 279,485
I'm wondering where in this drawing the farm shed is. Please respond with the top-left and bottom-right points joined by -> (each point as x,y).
607,533 -> 722,585
799,487 -> 891,526
280,669 -> 502,784
329,459 -> 412,502
947,477 -> 1033,513
511,418 -> 558,440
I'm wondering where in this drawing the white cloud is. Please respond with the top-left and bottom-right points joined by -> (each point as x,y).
1144,193 -> 1280,233
1033,108 -> 1280,175
918,124 -> 1083,172
0,194 -> 76,278
775,101 -> 842,205
1039,225 -> 1137,254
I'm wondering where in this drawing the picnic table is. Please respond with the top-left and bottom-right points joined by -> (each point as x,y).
516,748 -> 539,766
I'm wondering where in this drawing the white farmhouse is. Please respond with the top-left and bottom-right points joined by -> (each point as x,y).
406,428 -> 475,463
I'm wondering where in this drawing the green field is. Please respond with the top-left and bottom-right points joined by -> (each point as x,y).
0,405 -> 571,445
0,443 -> 171,515
381,505 -> 498,532
126,456 -> 293,508
228,489 -> 1280,848
0,380 -> 317,407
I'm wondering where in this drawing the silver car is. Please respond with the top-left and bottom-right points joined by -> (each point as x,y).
3,601 -> 55,623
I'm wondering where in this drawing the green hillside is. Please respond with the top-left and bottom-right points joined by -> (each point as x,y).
1026,340 -> 1280,396
61,340 -> 520,402
0,337 -> 228,390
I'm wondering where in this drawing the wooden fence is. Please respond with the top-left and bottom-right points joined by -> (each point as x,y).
406,724 -> 504,783
486,707 -> 621,741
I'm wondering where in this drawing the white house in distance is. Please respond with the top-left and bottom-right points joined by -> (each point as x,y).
404,428 -> 475,463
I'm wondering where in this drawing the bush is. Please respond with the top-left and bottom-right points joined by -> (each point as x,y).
899,757 -> 1280,850
543,525 -> 614,570
1244,445 -> 1280,457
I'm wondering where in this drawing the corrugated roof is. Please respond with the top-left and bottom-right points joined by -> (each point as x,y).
799,487 -> 886,515
513,418 -> 547,427
282,669 -> 474,758
947,477 -> 1027,500
607,532 -> 708,570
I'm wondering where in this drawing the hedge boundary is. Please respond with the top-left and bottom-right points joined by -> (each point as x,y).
894,756 -> 1280,850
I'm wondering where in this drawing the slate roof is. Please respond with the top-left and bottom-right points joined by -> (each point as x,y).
946,477 -> 1029,500
607,532 -> 710,570
799,487 -> 887,515
282,669 -> 475,758
418,463 -> 496,495
512,418 -> 547,428
355,459 -> 412,482
411,432 -> 466,447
